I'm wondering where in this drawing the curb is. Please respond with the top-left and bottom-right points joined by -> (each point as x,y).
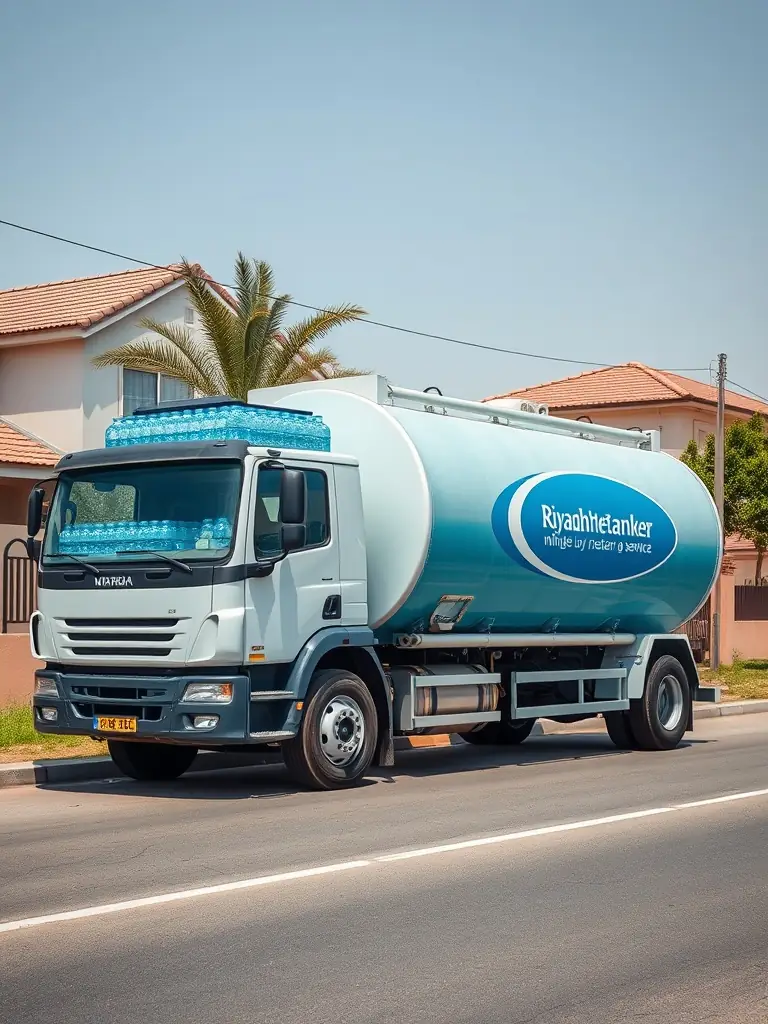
2,701 -> 767,790
0,749 -> 283,790
691,699 -> 768,719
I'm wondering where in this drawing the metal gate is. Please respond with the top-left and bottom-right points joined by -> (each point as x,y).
2,537 -> 37,632
682,596 -> 710,664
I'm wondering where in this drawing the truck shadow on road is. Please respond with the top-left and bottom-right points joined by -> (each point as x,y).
43,734 -> 709,802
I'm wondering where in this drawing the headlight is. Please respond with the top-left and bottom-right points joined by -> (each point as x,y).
181,681 -> 234,704
35,677 -> 59,697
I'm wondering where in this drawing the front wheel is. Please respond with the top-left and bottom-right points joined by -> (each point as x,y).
282,669 -> 378,790
462,719 -> 536,746
107,740 -> 198,781
628,655 -> 691,751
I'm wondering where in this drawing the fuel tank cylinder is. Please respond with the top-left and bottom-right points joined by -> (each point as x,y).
275,385 -> 722,639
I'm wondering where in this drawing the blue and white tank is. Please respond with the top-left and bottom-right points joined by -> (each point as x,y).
271,384 -> 721,639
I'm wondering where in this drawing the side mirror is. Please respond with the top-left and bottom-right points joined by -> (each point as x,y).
280,469 -> 306,526
281,523 -> 306,554
27,487 -> 44,539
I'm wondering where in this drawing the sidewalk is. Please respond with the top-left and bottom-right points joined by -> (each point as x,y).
2,700 -> 767,789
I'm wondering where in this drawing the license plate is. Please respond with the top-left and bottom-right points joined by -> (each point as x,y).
93,715 -> 138,734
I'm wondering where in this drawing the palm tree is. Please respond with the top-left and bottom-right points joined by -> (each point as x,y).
92,255 -> 367,400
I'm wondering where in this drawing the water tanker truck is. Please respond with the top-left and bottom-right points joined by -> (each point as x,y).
27,375 -> 721,790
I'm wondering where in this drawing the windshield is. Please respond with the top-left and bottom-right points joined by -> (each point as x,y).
42,461 -> 242,565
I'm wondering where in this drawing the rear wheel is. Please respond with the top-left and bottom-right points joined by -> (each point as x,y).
282,669 -> 378,790
628,655 -> 691,751
462,719 -> 536,746
107,740 -> 198,781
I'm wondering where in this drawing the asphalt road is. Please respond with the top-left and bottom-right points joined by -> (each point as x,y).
1,716 -> 767,1023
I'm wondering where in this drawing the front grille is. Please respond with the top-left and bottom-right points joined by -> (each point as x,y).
64,618 -> 179,628
68,632 -> 176,643
73,702 -> 163,722
57,617 -> 187,660
70,646 -> 173,658
71,685 -> 166,699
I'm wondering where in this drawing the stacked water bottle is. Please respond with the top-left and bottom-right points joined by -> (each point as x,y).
58,517 -> 233,557
105,403 -> 331,452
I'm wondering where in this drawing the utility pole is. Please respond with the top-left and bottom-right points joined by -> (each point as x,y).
712,352 -> 726,670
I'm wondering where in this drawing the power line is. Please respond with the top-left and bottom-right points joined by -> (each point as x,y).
725,377 -> 768,406
0,216 -> 709,373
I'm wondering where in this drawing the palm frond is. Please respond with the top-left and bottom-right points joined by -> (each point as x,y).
324,363 -> 368,379
92,339 -> 219,394
275,347 -> 338,387
138,318 -> 226,393
267,304 -> 366,382
182,267 -> 242,391
283,304 -> 367,349
253,260 -> 276,313
233,252 -> 256,326
246,297 -> 292,388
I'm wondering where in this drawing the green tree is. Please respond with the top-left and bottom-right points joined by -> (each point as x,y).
93,256 -> 366,400
681,413 -> 768,582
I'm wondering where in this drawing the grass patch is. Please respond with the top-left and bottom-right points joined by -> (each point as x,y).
699,660 -> 768,701
0,703 -> 106,763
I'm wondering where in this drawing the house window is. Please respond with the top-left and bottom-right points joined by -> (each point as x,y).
184,306 -> 195,326
122,369 -> 193,416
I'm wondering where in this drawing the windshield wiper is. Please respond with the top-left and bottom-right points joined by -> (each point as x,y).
51,553 -> 101,576
116,550 -> 194,574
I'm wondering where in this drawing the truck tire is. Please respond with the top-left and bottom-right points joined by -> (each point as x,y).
462,719 -> 536,746
283,669 -> 378,791
107,740 -> 198,781
603,711 -> 640,750
627,655 -> 691,751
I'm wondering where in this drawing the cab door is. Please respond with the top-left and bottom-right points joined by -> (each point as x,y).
243,461 -> 340,667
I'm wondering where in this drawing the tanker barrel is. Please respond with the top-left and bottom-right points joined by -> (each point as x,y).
271,378 -> 722,640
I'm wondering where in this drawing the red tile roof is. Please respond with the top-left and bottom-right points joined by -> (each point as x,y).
484,362 -> 768,415
0,264 -> 234,338
0,419 -> 60,467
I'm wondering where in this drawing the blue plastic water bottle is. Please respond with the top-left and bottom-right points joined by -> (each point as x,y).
196,518 -> 214,549
212,517 -> 232,549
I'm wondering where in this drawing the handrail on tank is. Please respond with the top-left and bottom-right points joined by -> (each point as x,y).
387,385 -> 655,450
395,632 -> 637,649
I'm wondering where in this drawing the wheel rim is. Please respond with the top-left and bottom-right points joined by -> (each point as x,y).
657,674 -> 684,731
318,695 -> 365,766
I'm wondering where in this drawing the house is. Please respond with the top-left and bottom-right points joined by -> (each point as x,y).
0,264 -> 335,459
484,362 -> 768,662
0,264 -> 234,454
484,361 -> 767,457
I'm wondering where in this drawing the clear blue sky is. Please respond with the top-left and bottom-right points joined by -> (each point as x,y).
1,0 -> 766,401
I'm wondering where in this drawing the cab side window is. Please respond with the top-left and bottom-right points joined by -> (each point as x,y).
254,468 -> 329,559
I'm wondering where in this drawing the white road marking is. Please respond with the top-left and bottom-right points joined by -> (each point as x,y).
0,862 -> 371,933
2,787 -> 767,934
376,806 -> 675,861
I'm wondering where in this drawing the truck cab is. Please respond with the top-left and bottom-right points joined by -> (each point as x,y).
30,401 -> 390,788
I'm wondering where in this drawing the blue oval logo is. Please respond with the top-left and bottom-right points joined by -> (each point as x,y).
491,472 -> 678,584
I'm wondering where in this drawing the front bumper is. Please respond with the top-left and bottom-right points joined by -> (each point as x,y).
33,669 -> 252,745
